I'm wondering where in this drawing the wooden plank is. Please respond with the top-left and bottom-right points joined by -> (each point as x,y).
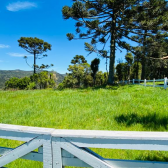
59,138 -> 113,168
0,124 -> 55,134
0,147 -> 13,155
62,158 -> 168,168
0,124 -> 55,141
0,135 -> 43,167
0,130 -> 40,141
62,147 -> 103,160
64,138 -> 168,151
63,157 -> 91,167
62,148 -> 75,158
52,138 -> 63,168
52,130 -> 168,140
1,146 -> 168,168
164,77 -> 167,89
155,79 -> 164,81
23,151 -> 42,162
38,146 -> 43,154
3,124 -> 168,141
43,135 -> 53,168
62,148 -> 168,168
104,159 -> 168,168
0,147 -> 42,161
146,80 -> 153,82
1,147 -> 168,167
155,85 -> 164,88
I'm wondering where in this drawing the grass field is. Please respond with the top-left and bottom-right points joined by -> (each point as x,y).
0,85 -> 168,167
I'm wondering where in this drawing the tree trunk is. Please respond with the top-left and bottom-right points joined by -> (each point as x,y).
136,62 -> 139,79
93,75 -> 96,86
141,58 -> 146,80
141,57 -> 146,79
34,51 -> 36,74
141,29 -> 147,79
128,66 -> 130,80
107,12 -> 116,85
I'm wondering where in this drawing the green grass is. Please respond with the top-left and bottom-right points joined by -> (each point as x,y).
0,85 -> 168,167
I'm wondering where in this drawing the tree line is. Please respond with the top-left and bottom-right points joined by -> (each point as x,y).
62,0 -> 168,83
5,71 -> 56,90
58,55 -> 108,89
116,37 -> 168,81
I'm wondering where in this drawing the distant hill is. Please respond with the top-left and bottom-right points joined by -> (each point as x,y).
0,70 -> 65,89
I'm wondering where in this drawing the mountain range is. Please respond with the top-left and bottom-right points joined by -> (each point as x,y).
0,70 -> 65,89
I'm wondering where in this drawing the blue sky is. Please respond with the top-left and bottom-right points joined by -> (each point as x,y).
0,0 -> 128,74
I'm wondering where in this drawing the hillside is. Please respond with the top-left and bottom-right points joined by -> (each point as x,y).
0,70 -> 65,89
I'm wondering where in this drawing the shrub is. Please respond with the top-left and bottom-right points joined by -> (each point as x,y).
5,77 -> 31,90
5,77 -> 20,89
57,83 -> 65,90
26,82 -> 36,90
18,77 -> 30,89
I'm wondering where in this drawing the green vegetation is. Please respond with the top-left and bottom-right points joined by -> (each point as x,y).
0,85 -> 168,167
116,53 -> 142,81
0,70 -> 65,89
91,58 -> 100,85
59,55 -> 107,89
5,71 -> 56,90
62,0 -> 168,84
18,37 -> 53,74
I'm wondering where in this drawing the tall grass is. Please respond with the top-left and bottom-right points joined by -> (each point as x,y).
0,85 -> 168,167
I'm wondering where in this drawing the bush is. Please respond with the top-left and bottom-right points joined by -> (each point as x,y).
30,71 -> 56,89
18,77 -> 30,89
5,77 -> 30,90
57,83 -> 65,90
26,82 -> 36,90
5,71 -> 57,90
5,77 -> 20,89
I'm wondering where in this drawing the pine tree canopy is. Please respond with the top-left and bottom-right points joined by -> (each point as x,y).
62,0 -> 168,84
71,55 -> 87,64
18,37 -> 51,56
18,37 -> 52,74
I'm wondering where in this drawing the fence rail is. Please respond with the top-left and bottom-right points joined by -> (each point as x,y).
1,124 -> 168,167
118,77 -> 168,89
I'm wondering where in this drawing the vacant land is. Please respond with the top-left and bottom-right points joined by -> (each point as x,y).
0,85 -> 168,167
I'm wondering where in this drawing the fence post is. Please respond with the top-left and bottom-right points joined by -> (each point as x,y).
153,78 -> 155,87
52,138 -> 63,168
144,79 -> 146,87
133,79 -> 135,84
43,135 -> 53,168
164,77 -> 167,89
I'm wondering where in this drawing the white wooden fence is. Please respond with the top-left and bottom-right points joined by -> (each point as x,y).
1,124 -> 168,167
118,77 -> 168,89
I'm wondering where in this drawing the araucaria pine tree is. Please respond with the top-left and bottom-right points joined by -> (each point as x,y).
129,0 -> 168,79
62,0 -> 168,84
18,37 -> 53,74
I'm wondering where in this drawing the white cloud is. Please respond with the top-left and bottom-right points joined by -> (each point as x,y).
6,1 -> 37,12
7,53 -> 32,57
0,44 -> 10,48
